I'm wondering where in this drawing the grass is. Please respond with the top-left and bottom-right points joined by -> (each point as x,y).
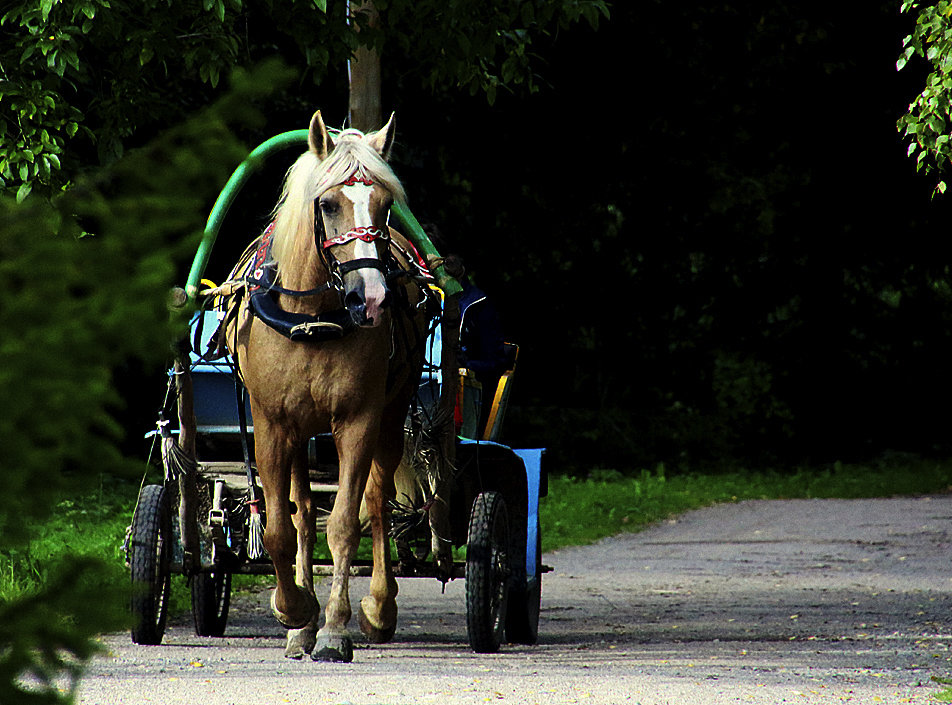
539,457 -> 952,552
0,475 -> 133,604
4,456 -> 952,610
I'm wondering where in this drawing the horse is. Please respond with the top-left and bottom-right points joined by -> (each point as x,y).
221,110 -> 437,662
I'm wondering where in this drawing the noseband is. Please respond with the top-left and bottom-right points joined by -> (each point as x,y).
320,224 -> 392,281
322,225 -> 388,249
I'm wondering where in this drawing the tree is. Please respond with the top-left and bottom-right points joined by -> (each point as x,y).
897,0 -> 952,195
0,62 -> 291,705
0,0 -> 608,201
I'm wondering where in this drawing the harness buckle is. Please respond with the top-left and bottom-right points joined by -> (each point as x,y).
289,320 -> 345,341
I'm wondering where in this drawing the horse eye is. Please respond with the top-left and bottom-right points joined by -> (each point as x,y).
319,199 -> 339,215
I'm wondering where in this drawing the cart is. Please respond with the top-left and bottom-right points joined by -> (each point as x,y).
125,131 -> 548,654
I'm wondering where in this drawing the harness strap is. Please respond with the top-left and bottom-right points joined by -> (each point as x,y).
337,257 -> 387,275
245,270 -> 336,298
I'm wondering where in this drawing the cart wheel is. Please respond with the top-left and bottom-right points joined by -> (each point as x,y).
192,570 -> 231,637
466,491 -> 511,653
505,531 -> 542,644
129,484 -> 172,645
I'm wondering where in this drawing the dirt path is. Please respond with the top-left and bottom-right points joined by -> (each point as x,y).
79,495 -> 952,704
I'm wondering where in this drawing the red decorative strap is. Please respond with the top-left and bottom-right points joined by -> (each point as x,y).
322,226 -> 388,249
342,173 -> 374,186
250,222 -> 277,290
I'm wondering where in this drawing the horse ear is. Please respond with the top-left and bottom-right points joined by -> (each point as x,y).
308,110 -> 334,160
366,112 -> 396,160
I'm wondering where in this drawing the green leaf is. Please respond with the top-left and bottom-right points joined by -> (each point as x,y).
312,0 -> 327,11
16,182 -> 32,203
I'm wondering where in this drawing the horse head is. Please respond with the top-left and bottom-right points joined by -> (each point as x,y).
309,111 -> 400,328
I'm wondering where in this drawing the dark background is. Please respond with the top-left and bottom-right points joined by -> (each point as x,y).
134,2 -> 952,474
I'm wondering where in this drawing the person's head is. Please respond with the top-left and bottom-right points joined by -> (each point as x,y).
442,253 -> 466,280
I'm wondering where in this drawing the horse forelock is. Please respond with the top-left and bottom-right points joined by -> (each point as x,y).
270,130 -> 405,271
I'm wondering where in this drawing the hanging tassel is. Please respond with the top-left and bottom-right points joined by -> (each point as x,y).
158,412 -> 198,483
246,498 -> 266,560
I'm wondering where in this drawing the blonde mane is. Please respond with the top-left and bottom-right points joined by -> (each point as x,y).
269,128 -> 406,270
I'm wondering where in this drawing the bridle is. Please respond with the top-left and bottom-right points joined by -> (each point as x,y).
243,173 -> 433,341
319,224 -> 394,295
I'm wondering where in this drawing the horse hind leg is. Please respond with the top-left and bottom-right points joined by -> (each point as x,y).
358,463 -> 399,643
284,448 -> 320,659
357,417 -> 404,644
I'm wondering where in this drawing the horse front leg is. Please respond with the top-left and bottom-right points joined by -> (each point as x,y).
255,419 -> 319,642
312,420 -> 376,663
284,447 -> 320,659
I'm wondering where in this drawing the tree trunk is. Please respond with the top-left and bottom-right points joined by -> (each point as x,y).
349,0 -> 382,132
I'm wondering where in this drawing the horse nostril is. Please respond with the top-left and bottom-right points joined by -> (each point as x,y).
380,291 -> 392,309
344,291 -> 366,322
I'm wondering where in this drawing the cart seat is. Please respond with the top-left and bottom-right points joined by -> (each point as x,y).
481,342 -> 519,442
456,342 -> 519,442
187,310 -> 250,435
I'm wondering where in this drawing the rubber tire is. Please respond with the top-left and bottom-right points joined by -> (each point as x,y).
191,570 -> 231,637
505,531 -> 541,645
466,491 -> 511,653
130,484 -> 172,645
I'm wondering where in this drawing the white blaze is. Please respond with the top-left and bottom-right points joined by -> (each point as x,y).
341,183 -> 387,324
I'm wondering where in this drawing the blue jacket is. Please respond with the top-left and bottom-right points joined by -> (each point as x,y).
459,281 -> 507,381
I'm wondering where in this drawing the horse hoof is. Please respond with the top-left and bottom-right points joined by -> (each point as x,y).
271,588 -> 318,630
311,632 -> 354,663
285,626 -> 317,659
358,599 -> 397,644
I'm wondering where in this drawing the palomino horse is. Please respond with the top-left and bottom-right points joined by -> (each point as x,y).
223,111 -> 433,662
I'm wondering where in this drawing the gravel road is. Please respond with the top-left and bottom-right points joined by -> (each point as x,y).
78,495 -> 952,704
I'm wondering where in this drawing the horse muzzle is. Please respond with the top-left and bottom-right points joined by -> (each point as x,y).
344,281 -> 391,328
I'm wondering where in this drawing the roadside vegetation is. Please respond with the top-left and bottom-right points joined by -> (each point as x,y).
4,455 -> 951,612
541,456 -> 952,552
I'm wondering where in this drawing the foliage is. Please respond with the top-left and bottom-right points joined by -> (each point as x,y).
380,0 -> 609,103
0,61 -> 289,705
0,0 -> 607,202
392,2 -> 952,471
897,1 -> 952,196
